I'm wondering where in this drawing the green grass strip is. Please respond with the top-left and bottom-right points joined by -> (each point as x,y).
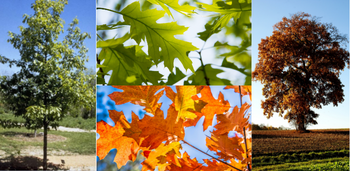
253,150 -> 349,167
253,157 -> 349,171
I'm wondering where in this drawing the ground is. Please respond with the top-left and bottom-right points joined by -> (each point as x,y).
0,127 -> 96,170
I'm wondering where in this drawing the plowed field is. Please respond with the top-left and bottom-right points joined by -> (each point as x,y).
253,129 -> 349,156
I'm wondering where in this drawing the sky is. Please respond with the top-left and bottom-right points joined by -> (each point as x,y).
252,0 -> 350,129
96,0 -> 250,85
96,85 -> 252,169
0,0 -> 96,75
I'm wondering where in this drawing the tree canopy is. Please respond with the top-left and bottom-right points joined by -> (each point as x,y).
0,0 -> 94,169
252,12 -> 349,132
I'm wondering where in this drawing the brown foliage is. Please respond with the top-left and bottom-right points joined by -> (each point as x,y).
252,12 -> 349,131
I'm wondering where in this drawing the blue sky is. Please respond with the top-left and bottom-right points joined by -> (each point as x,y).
252,0 -> 349,129
0,0 -> 96,75
96,85 -> 252,169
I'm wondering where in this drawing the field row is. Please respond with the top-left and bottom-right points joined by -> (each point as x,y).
252,129 -> 349,156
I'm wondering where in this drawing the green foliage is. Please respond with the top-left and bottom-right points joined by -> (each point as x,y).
0,113 -> 95,130
0,0 -> 94,130
252,150 -> 350,167
97,0 -> 251,85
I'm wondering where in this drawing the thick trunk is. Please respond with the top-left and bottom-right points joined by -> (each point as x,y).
43,117 -> 48,170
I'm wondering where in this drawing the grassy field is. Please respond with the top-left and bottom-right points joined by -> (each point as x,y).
0,127 -> 96,156
252,129 -> 349,170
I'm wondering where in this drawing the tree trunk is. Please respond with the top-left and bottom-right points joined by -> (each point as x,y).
34,129 -> 37,138
297,114 -> 307,133
43,116 -> 48,170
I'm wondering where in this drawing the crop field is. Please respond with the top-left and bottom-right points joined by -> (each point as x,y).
253,129 -> 349,156
252,129 -> 349,170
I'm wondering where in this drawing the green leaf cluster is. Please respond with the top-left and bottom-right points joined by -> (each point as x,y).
97,0 -> 251,85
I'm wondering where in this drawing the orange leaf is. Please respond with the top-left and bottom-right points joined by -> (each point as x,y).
214,102 -> 251,135
225,85 -> 251,100
167,152 -> 203,171
138,106 -> 184,149
206,132 -> 244,161
97,118 -> 138,168
165,86 -> 198,122
109,86 -> 165,114
141,142 -> 182,171
192,86 -> 231,131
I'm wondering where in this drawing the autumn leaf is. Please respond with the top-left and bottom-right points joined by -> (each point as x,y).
97,86 -> 252,170
141,142 -> 182,171
206,132 -> 244,161
97,111 -> 139,168
165,86 -> 198,122
192,86 -> 231,131
137,106 -> 184,149
214,102 -> 251,135
167,152 -> 203,171
224,85 -> 251,100
108,86 -> 165,114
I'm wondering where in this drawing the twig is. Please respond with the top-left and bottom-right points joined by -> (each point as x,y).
197,51 -> 210,86
243,127 -> 251,171
182,139 -> 242,171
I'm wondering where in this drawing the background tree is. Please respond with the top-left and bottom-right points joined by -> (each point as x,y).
252,12 -> 349,132
0,0 -> 94,169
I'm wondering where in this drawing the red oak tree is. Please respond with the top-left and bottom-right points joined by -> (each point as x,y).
253,12 -> 349,132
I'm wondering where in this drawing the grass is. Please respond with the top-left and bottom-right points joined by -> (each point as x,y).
0,113 -> 95,130
253,150 -> 349,167
0,127 -> 96,156
253,157 -> 349,171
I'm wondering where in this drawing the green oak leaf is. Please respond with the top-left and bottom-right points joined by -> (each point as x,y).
186,64 -> 231,85
147,0 -> 196,19
118,1 -> 198,72
197,22 -> 221,41
221,57 -> 249,76
198,0 -> 251,30
98,44 -> 162,85
166,67 -> 186,85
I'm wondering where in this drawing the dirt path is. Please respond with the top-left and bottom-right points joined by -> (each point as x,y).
45,155 -> 96,171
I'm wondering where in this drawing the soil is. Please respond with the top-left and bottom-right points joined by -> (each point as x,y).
253,129 -> 349,156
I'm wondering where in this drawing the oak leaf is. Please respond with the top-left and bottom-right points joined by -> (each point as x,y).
165,86 -> 198,122
141,142 -> 182,171
192,86 -> 231,131
214,102 -> 251,135
97,111 -> 139,168
224,85 -> 251,100
109,86 -> 165,114
206,132 -> 244,161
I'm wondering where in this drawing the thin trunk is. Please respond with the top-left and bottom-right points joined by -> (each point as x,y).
34,129 -> 37,138
43,116 -> 48,170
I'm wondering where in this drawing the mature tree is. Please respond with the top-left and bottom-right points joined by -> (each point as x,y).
0,0 -> 93,169
252,12 -> 349,132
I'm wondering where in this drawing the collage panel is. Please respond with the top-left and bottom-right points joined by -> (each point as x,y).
96,0 -> 251,86
0,0 -> 96,170
252,0 -> 349,170
96,85 -> 252,170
